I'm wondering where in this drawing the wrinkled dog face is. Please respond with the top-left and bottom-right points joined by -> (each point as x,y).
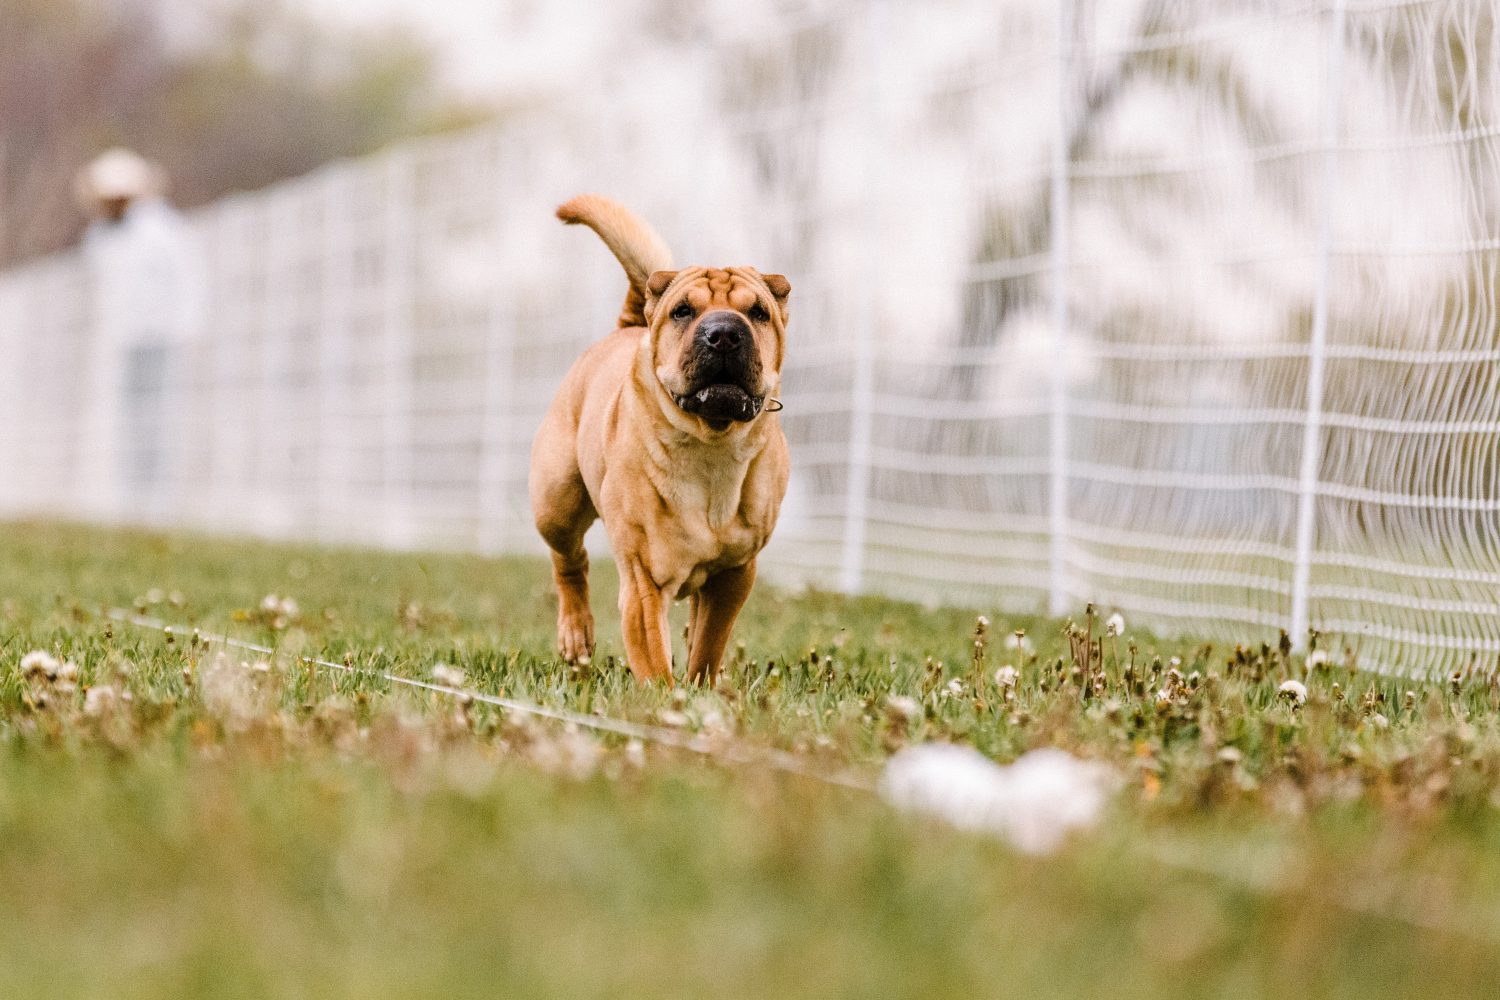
644,266 -> 790,428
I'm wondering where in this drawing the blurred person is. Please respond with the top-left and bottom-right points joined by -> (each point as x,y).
73,148 -> 204,522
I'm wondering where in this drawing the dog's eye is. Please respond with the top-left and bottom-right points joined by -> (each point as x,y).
671,301 -> 694,322
748,303 -> 770,323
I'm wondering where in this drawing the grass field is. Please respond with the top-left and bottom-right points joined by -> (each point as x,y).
4,521 -> 1500,999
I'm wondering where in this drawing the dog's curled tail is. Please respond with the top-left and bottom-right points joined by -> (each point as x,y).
557,194 -> 674,328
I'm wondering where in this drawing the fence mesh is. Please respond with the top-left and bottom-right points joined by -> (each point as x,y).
1,0 -> 1497,676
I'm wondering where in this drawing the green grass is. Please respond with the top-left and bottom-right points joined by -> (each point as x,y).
4,521 -> 1500,999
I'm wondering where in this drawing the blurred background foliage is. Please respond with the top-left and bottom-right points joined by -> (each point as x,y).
0,0 -> 488,267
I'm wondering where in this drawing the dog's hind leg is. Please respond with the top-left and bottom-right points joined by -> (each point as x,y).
685,560 -> 755,685
532,471 -> 597,664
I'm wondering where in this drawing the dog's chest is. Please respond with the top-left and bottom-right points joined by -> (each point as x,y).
651,452 -> 767,596
671,448 -> 750,525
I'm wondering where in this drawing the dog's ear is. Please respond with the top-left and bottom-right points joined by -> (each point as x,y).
642,269 -> 679,322
761,273 -> 790,321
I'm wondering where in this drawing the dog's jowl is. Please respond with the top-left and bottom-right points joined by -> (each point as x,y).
529,195 -> 791,683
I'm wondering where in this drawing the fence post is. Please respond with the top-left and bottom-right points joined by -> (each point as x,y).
317,166 -> 354,543
212,203 -> 254,535
259,193 -> 295,537
476,132 -> 513,556
381,150 -> 416,548
837,0 -> 887,595
1047,0 -> 1074,617
0,276 -> 15,514
1290,0 -> 1348,650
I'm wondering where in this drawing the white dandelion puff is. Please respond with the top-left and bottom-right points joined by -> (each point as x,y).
431,663 -> 467,688
1215,746 -> 1244,765
198,652 -> 261,727
1278,679 -> 1308,706
880,745 -> 1117,855
885,695 -> 921,723
83,685 -> 120,717
624,738 -> 647,768
1105,613 -> 1125,637
20,650 -> 59,680
699,707 -> 731,736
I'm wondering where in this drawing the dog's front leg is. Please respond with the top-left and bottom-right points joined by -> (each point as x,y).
618,559 -> 675,683
685,560 -> 755,685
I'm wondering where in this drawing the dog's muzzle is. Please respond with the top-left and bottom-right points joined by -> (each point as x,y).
673,311 -> 765,425
674,384 -> 767,424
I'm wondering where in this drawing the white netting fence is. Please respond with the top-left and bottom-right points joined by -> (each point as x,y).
1,0 -> 1496,676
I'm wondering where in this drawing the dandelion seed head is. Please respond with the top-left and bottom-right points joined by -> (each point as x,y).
699,707 -> 731,735
880,745 -> 1117,855
198,652 -> 261,728
431,663 -> 467,688
83,685 -> 120,717
885,694 -> 921,723
624,738 -> 647,768
656,708 -> 690,728
1278,679 -> 1308,705
20,650 -> 59,679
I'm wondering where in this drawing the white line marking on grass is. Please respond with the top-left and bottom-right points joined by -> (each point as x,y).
103,609 -> 876,792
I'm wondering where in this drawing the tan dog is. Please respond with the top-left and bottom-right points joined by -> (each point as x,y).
529,195 -> 791,684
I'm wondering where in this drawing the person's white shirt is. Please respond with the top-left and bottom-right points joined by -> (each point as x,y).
82,196 -> 205,349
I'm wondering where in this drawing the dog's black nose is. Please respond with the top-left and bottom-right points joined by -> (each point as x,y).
696,311 -> 749,354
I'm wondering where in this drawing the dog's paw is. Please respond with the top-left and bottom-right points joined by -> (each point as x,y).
557,613 -> 595,664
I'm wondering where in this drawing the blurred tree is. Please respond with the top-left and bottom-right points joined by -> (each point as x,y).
0,0 -> 487,267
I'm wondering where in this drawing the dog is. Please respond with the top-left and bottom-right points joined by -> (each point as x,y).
529,195 -> 791,684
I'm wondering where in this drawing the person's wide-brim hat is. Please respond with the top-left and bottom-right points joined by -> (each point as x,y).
74,148 -> 163,213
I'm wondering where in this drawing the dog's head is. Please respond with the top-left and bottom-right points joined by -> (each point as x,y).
642,266 -> 790,430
